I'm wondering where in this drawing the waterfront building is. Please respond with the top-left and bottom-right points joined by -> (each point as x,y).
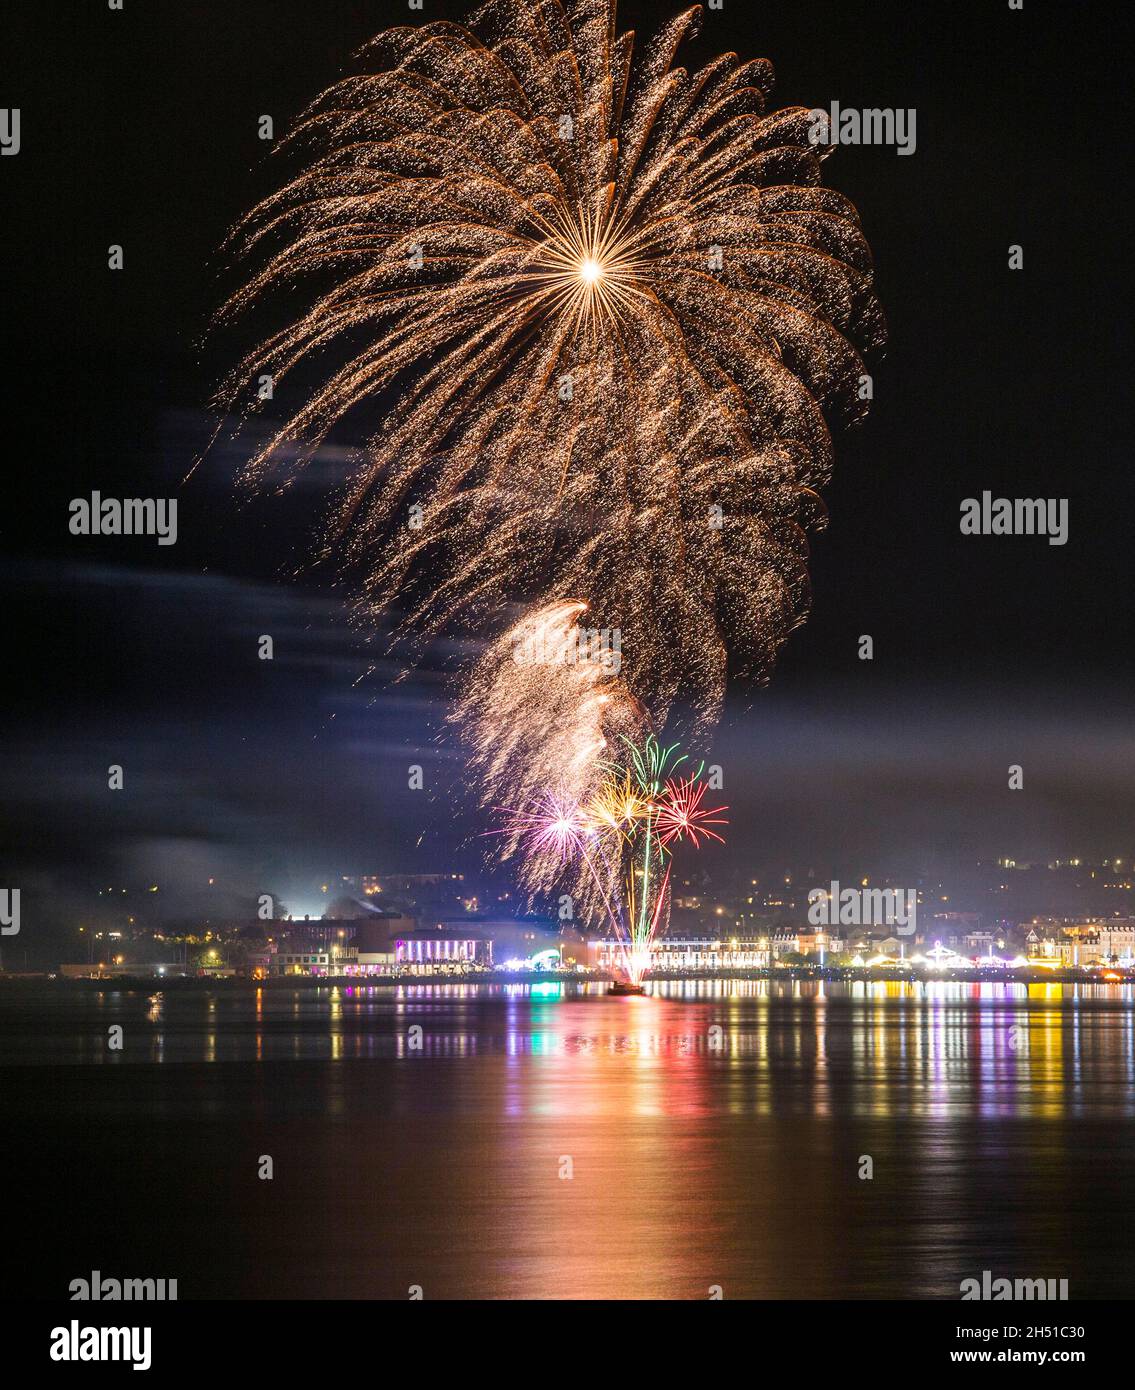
587,934 -> 772,972
277,950 -> 332,976
393,931 -> 489,971
1026,921 -> 1135,967
768,928 -> 844,960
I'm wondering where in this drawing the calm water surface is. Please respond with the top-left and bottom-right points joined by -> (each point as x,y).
4,979 -> 1134,1299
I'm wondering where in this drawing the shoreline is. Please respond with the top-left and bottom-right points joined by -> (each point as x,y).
3,966 -> 1134,992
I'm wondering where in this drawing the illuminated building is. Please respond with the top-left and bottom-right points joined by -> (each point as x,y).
769,928 -> 844,960
278,950 -> 332,976
1028,920 -> 1135,967
587,935 -> 771,972
393,933 -> 488,971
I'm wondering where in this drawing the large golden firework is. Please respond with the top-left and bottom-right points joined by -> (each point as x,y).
216,0 -> 884,727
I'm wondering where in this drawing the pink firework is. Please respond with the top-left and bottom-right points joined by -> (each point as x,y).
502,791 -> 593,861
655,776 -> 728,849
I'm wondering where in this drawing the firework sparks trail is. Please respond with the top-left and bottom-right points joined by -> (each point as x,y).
214,0 -> 884,729
457,600 -> 649,923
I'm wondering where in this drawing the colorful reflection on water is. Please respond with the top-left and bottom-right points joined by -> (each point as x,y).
3,980 -> 1135,1297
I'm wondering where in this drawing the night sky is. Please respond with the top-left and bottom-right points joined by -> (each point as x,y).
3,1 -> 1131,940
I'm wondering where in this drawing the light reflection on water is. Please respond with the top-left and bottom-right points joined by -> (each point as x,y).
3,980 -> 1135,1116
4,980 -> 1135,1296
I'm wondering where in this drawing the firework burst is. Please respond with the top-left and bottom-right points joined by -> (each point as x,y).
214,0 -> 884,726
655,774 -> 728,849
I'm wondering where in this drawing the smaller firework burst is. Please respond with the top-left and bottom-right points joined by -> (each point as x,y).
655,774 -> 729,850
498,736 -> 727,986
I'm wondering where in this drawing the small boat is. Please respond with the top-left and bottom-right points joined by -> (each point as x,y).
608,980 -> 646,996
